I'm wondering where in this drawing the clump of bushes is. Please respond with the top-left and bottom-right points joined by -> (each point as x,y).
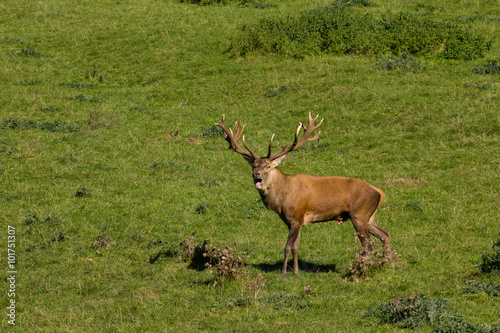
228,6 -> 492,59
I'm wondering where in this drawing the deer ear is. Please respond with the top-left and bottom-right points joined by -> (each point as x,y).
271,154 -> 286,167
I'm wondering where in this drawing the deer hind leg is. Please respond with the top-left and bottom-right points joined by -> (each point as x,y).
282,224 -> 302,275
367,215 -> 393,266
351,216 -> 372,254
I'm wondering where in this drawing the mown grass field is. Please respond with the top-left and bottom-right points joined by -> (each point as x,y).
1,0 -> 499,331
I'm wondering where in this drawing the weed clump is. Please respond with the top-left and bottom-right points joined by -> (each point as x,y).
178,234 -> 212,270
74,187 -> 92,197
0,117 -> 79,132
478,233 -> 500,274
465,82 -> 493,90
203,242 -> 249,281
367,291 -> 448,329
433,320 -> 500,333
228,7 -> 491,59
17,48 -> 41,58
348,234 -> 403,281
23,214 -> 66,252
267,84 -> 290,98
178,0 -> 230,5
92,234 -> 115,253
463,281 -> 500,297
375,54 -> 424,71
474,61 -> 500,75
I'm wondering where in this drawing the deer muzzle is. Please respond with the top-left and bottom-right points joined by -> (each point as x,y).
252,171 -> 263,189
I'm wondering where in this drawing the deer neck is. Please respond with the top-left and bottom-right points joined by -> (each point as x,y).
256,169 -> 289,213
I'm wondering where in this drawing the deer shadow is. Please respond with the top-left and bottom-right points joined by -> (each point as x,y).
252,260 -> 338,274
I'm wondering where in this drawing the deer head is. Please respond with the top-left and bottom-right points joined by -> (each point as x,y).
215,113 -> 324,191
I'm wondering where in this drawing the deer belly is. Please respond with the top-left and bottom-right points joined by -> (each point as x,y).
304,211 -> 348,225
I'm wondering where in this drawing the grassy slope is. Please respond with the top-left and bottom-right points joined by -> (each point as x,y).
0,0 -> 499,331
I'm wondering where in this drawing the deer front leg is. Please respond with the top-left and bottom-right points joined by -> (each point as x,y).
282,224 -> 302,275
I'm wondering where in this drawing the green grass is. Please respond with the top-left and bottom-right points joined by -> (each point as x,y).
1,0 -> 499,331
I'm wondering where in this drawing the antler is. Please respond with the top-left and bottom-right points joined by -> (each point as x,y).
267,112 -> 323,161
215,115 -> 258,160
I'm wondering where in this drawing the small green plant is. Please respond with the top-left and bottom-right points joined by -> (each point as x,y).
195,203 -> 207,214
92,234 -> 116,253
178,0 -> 230,5
479,233 -> 500,274
74,187 -> 92,197
39,106 -> 61,112
60,82 -> 97,88
17,48 -> 41,58
329,0 -> 374,10
13,79 -> 38,85
375,54 -> 424,71
474,61 -> 500,75
74,94 -> 102,103
266,84 -> 290,98
465,82 -> 493,90
201,124 -> 223,137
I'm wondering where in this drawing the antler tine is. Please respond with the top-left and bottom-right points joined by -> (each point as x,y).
266,134 -> 278,159
215,115 -> 257,160
268,112 -> 323,161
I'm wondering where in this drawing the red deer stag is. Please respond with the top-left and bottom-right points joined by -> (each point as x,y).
216,113 -> 393,275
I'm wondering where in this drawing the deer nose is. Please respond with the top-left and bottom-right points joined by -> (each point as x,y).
252,170 -> 261,179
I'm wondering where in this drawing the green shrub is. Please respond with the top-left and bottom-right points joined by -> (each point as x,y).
228,7 -> 492,59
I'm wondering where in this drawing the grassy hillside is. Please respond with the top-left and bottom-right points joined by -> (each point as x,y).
1,0 -> 499,331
